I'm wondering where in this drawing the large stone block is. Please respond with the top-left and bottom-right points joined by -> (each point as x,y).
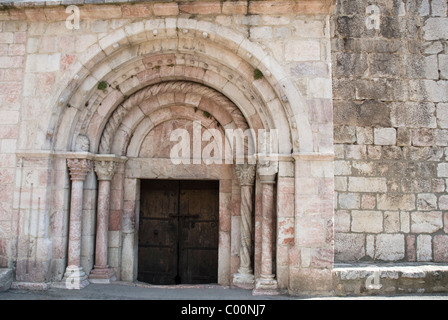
0,269 -> 12,292
411,211 -> 443,233
348,177 -> 387,193
423,18 -> 448,40
434,235 -> 448,262
356,79 -> 408,102
375,234 -> 405,261
404,54 -> 439,80
334,233 -> 365,262
410,80 -> 448,102
333,53 -> 368,77
374,128 -> 397,146
334,100 -> 391,127
440,55 -> 448,80
416,234 -> 432,261
390,102 -> 436,128
351,211 -> 383,233
334,125 -> 356,144
370,53 -> 403,78
377,194 -> 416,211
431,0 -> 448,16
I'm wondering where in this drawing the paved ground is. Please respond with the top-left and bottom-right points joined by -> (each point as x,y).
1,282 -> 448,300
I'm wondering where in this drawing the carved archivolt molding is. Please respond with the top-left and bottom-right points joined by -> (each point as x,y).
99,81 -> 249,154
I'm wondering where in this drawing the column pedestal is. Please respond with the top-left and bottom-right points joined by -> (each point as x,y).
63,266 -> 90,290
89,266 -> 117,284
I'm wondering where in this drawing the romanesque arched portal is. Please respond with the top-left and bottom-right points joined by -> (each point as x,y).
7,3 -> 336,296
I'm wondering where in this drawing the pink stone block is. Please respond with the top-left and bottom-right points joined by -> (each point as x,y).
122,4 -> 152,17
219,179 -> 232,193
444,212 -> 448,233
434,235 -> 448,262
275,246 -> 289,271
109,209 -> 122,232
60,54 -> 76,71
277,177 -> 294,194
153,3 -> 179,16
179,2 -> 222,14
296,217 -> 325,247
361,194 -> 376,210
294,161 -> 311,178
288,246 -> 301,267
139,96 -> 160,116
277,193 -> 295,218
407,235 -> 416,262
311,248 -> 334,269
149,107 -> 172,125
277,217 -> 294,245
14,32 -> 26,44
136,69 -> 162,84
219,193 -> 232,232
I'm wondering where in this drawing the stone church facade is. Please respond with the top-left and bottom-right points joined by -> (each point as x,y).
0,0 -> 447,296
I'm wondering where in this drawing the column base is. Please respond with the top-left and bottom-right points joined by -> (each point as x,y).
232,273 -> 255,289
89,266 -> 117,284
253,275 -> 279,295
61,266 -> 90,290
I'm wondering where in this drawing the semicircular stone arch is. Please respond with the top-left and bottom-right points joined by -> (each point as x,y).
101,80 -> 252,159
49,19 -> 312,155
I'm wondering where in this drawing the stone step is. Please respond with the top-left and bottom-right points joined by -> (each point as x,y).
333,263 -> 448,296
0,269 -> 13,292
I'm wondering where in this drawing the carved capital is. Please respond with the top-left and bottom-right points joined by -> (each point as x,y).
236,164 -> 256,186
67,158 -> 92,181
94,160 -> 117,181
257,160 -> 278,184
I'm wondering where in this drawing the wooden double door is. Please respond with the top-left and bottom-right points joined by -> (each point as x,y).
138,180 -> 219,285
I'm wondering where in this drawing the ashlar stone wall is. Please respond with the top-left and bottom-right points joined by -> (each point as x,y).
332,0 -> 448,263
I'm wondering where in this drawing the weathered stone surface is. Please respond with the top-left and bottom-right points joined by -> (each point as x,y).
411,211 -> 443,233
377,194 -> 416,211
390,102 -> 436,128
351,211 -> 383,233
348,177 -> 387,193
0,269 -> 12,292
374,128 -> 396,146
375,234 -> 405,261
333,263 -> 448,296
333,100 -> 391,127
334,233 -> 365,262
440,55 -> 448,80
423,18 -> 448,40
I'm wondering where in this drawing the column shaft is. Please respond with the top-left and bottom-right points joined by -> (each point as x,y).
67,180 -> 84,267
89,159 -> 117,283
260,182 -> 274,277
95,179 -> 111,267
62,158 -> 92,290
233,164 -> 256,288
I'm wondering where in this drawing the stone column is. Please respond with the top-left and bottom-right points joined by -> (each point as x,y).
63,158 -> 92,289
254,161 -> 279,295
233,164 -> 256,289
89,159 -> 117,283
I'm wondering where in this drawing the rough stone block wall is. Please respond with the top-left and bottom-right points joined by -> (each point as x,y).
332,0 -> 448,263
